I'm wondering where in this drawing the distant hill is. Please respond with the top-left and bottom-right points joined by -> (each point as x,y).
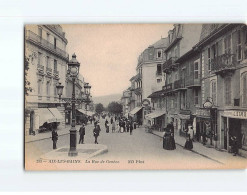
92,94 -> 122,107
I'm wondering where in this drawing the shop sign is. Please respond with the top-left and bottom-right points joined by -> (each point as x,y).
223,110 -> 247,119
196,108 -> 210,117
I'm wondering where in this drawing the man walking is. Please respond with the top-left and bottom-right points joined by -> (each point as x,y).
52,129 -> 58,149
94,122 -> 100,144
79,123 -> 85,144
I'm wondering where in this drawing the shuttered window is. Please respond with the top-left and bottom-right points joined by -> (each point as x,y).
242,73 -> 247,107
225,77 -> 231,105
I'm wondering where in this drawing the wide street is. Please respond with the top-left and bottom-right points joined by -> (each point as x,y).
25,117 -> 228,169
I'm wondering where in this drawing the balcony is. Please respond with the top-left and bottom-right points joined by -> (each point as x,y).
173,79 -> 186,91
134,87 -> 142,95
162,83 -> 173,93
211,53 -> 236,77
163,57 -> 178,74
37,64 -> 45,75
26,30 -> 69,61
46,67 -> 52,76
156,71 -> 162,77
135,73 -> 142,81
185,75 -> 201,88
53,70 -> 59,79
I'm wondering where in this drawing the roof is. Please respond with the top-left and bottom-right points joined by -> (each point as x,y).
147,90 -> 164,98
199,24 -> 225,42
149,37 -> 168,49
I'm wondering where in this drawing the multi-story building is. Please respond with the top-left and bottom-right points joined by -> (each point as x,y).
121,88 -> 132,117
25,25 -> 69,136
129,37 -> 168,124
161,24 -> 202,132
194,24 -> 247,156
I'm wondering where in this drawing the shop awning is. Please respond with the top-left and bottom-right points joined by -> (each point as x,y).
129,107 -> 143,116
37,108 -> 57,126
48,108 -> 64,123
77,109 -> 95,117
145,110 -> 166,119
178,114 -> 191,120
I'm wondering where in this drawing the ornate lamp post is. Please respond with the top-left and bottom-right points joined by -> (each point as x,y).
84,82 -> 91,112
203,97 -> 215,146
56,53 -> 92,157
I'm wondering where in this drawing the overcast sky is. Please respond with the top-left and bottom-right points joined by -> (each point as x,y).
61,24 -> 173,97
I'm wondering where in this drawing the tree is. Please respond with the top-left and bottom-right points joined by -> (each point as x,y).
95,103 -> 105,114
25,55 -> 32,96
107,101 -> 123,115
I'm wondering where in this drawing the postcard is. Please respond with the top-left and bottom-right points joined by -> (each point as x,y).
24,24 -> 247,170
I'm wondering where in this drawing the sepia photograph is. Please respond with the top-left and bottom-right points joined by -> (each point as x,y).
24,23 -> 247,170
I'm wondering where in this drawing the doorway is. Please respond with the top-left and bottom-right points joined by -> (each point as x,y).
229,118 -> 242,148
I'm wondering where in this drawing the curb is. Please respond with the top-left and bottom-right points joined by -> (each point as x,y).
88,146 -> 108,159
150,132 -> 224,165
25,132 -> 70,144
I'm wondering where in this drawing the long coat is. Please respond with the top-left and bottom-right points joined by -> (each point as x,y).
52,131 -> 58,141
79,126 -> 85,135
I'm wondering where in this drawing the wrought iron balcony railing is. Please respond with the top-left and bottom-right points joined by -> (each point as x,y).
211,53 -> 237,76
26,30 -> 69,60
163,57 -> 178,74
174,79 -> 186,90
135,73 -> 142,81
162,83 -> 173,93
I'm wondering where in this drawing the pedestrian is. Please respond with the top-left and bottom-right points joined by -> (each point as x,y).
112,121 -> 116,133
133,121 -> 136,129
52,129 -> 58,150
130,122 -> 133,135
126,120 -> 130,132
231,136 -> 238,156
163,127 -> 176,150
167,122 -> 174,137
105,119 -> 109,133
184,134 -> 193,150
79,123 -> 85,144
123,120 -> 126,132
93,125 -> 99,144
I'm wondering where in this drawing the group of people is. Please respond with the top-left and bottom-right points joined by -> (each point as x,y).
104,117 -> 137,135
162,122 -> 194,151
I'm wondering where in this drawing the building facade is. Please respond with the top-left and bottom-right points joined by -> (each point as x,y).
25,25 -> 69,135
194,24 -> 247,156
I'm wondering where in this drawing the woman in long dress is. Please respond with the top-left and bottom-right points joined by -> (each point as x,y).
163,127 -> 176,150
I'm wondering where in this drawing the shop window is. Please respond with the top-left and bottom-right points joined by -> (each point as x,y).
225,77 -> 232,105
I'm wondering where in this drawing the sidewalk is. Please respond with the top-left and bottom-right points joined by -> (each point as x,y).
151,129 -> 246,165
25,124 -> 82,143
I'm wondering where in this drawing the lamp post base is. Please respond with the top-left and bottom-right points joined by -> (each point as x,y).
68,128 -> 78,157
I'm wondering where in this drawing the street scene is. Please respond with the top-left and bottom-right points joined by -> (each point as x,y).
24,24 -> 247,170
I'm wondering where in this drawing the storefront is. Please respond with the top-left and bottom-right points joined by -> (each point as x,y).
195,108 -> 211,143
178,112 -> 193,137
129,106 -> 143,124
145,110 -> 166,131
220,110 -> 247,155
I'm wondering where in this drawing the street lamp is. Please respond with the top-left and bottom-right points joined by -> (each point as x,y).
203,97 -> 215,146
56,53 -> 80,156
84,83 -> 91,111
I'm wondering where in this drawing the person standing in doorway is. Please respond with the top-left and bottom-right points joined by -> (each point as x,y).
52,129 -> 58,149
79,123 -> 85,144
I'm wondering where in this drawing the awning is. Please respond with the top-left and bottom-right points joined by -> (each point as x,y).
77,109 -> 95,117
129,107 -> 143,116
48,108 -> 64,123
178,114 -> 191,120
37,108 -> 56,126
145,110 -> 166,119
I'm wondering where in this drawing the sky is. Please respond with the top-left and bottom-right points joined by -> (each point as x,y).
61,24 -> 173,97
